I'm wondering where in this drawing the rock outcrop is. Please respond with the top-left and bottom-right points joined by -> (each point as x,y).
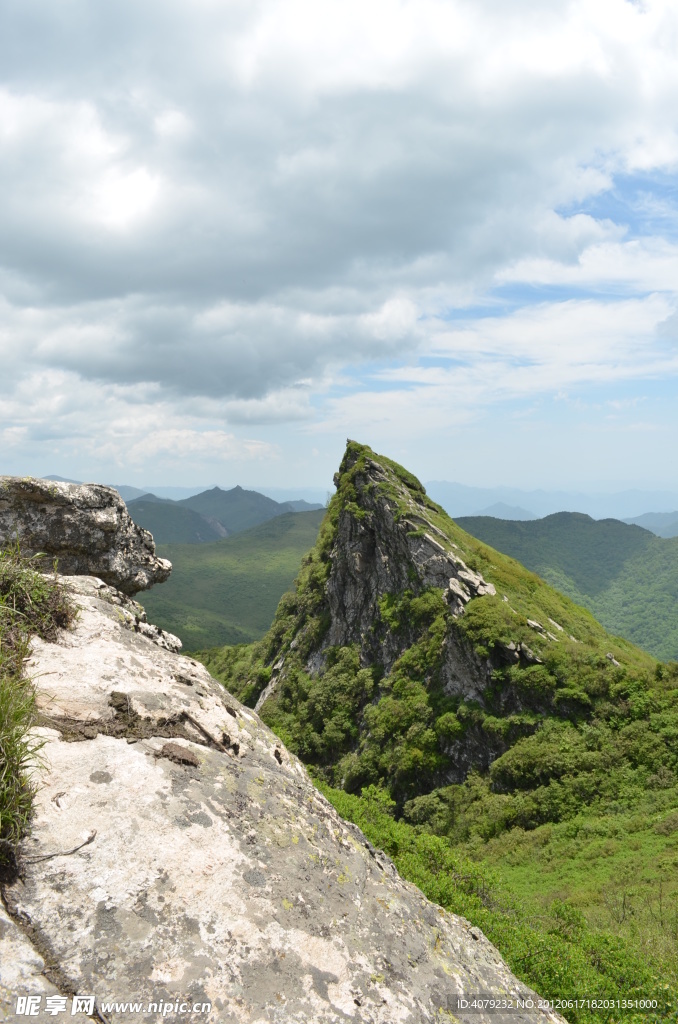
0,477 -> 171,594
1,575 -> 565,1024
325,449 -> 495,659
256,443 -> 497,715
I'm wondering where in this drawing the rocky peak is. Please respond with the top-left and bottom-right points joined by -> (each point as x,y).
325,443 -> 495,658
0,476 -> 171,595
256,442 -> 498,716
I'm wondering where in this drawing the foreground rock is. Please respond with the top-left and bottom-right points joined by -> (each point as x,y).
0,477 -> 170,594
1,577 -> 563,1024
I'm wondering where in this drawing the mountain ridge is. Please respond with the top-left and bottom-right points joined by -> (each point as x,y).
455,512 -> 678,661
126,486 -> 323,544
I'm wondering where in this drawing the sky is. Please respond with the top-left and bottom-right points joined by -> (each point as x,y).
1,0 -> 678,492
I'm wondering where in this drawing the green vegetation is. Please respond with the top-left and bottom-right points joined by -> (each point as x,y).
201,442 -> 678,1021
141,509 -> 325,650
319,784 -> 676,1024
456,513 -> 678,661
0,547 -> 73,865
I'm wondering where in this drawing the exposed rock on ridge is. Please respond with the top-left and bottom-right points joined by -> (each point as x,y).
325,448 -> 496,658
257,443 -> 498,714
1,576 -> 564,1024
0,477 -> 171,594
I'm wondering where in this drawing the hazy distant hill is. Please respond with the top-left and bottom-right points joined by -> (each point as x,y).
470,502 -> 538,520
141,509 -> 325,649
623,510 -> 678,538
179,485 -> 322,535
457,511 -> 678,661
285,499 -> 326,512
428,479 -> 678,520
127,495 -> 227,544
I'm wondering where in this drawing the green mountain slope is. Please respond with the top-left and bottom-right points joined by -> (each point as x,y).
180,484 -> 297,534
456,513 -> 678,661
200,441 -> 678,1019
141,509 -> 325,650
127,495 -> 226,544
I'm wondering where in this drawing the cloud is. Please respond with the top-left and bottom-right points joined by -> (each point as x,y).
1,0 -> 678,483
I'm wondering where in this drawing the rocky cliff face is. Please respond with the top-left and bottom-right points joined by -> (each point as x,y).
323,447 -> 496,672
1,574 -> 564,1024
0,477 -> 171,595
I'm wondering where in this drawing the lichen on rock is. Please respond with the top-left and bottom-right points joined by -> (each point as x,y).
0,477 -> 171,594
0,575 -> 565,1024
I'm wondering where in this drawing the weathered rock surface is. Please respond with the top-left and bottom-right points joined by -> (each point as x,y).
0,477 -> 171,595
0,904 -> 92,1022
1,577 -> 564,1024
325,453 -> 495,664
257,446 -> 497,714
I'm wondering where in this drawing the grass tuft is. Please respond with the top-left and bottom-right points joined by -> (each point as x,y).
0,545 -> 74,865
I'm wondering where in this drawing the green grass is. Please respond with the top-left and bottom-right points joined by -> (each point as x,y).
0,546 -> 73,865
475,790 -> 678,970
456,513 -> 678,661
141,509 -> 325,650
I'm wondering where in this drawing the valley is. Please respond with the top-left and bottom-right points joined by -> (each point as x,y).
141,509 -> 325,649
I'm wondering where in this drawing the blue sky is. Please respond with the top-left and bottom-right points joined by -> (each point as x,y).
1,0 -> 677,492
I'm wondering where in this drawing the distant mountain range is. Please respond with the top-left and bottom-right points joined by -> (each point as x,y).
44,477 -> 324,543
127,486 -> 323,544
43,475 -> 678,534
623,510 -> 678,538
427,479 -> 678,522
470,502 -> 538,520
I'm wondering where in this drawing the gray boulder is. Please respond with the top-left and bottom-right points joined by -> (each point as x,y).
0,477 -> 170,594
1,577 -> 565,1024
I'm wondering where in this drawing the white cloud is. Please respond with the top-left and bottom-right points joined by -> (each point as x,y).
1,0 -> 678,484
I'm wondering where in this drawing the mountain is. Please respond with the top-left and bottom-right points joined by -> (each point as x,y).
141,509 -> 325,650
455,512 -> 678,661
126,494 -> 228,544
284,498 -> 325,512
180,484 -> 306,534
125,486 -> 324,545
201,441 -> 678,1013
624,510 -> 678,538
471,502 -> 538,520
427,479 -> 678,520
44,474 -> 83,484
